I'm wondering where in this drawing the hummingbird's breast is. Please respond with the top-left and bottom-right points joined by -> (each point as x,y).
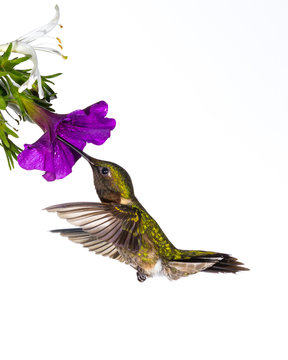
119,233 -> 161,276
118,203 -> 177,277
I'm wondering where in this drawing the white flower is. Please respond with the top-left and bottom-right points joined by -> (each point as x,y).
0,5 -> 66,99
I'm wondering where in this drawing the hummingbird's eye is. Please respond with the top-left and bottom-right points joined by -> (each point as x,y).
101,167 -> 109,175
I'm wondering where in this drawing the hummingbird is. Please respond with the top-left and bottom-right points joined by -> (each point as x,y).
46,136 -> 248,282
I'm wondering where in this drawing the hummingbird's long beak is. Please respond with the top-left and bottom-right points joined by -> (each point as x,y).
57,136 -> 95,165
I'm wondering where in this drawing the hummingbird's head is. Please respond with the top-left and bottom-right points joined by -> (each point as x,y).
88,158 -> 134,204
57,137 -> 134,204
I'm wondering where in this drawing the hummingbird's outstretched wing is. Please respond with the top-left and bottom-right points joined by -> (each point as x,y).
46,202 -> 143,253
50,228 -> 128,263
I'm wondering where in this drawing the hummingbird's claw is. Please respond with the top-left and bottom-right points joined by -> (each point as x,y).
137,270 -> 147,282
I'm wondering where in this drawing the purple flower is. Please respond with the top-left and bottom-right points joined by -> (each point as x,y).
17,100 -> 116,181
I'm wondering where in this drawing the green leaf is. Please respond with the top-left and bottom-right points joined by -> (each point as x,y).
42,73 -> 62,79
8,69 -> 28,86
42,82 -> 57,98
0,130 -> 22,170
9,55 -> 31,68
0,96 -> 6,110
3,146 -> 16,170
5,125 -> 18,138
43,78 -> 55,85
1,43 -> 12,62
0,128 -> 10,147
0,77 -> 9,92
5,76 -> 26,117
0,83 -> 7,96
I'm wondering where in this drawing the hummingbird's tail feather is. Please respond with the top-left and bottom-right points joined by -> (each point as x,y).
202,254 -> 249,273
165,250 -> 248,279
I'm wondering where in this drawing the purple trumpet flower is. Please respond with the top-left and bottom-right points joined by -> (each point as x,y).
17,100 -> 116,181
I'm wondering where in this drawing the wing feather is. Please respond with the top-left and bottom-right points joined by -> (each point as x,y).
51,228 -> 127,263
46,202 -> 143,253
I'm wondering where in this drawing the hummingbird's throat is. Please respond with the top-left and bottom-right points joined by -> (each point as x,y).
120,197 -> 133,205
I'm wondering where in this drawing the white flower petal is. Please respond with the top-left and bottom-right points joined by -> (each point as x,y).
0,5 -> 64,99
17,5 -> 60,44
34,46 -> 67,59
12,42 -> 44,98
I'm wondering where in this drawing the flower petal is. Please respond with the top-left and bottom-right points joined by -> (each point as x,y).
18,100 -> 116,181
17,132 -> 84,181
84,101 -> 108,118
17,5 -> 60,44
57,101 -> 116,147
57,123 -> 115,145
50,140 -> 76,180
17,133 -> 52,171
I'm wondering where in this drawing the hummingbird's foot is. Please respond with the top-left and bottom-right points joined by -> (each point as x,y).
136,269 -> 147,282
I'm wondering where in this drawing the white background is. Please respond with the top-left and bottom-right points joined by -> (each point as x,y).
1,1 -> 287,359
